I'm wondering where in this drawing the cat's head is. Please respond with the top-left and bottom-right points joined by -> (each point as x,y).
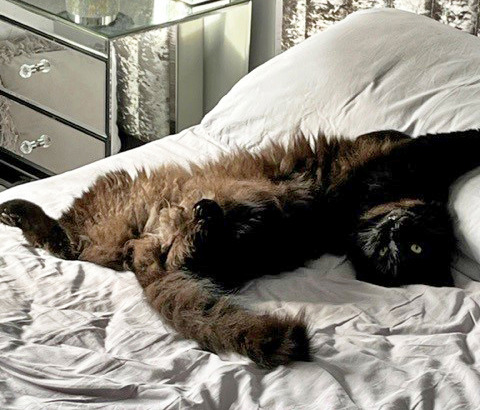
349,199 -> 455,287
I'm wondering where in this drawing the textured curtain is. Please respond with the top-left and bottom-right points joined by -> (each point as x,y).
111,0 -> 177,142
282,0 -> 479,50
113,26 -> 176,142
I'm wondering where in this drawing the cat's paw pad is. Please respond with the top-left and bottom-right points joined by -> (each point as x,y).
0,204 -> 23,227
249,315 -> 311,369
193,199 -> 223,222
0,211 -> 19,227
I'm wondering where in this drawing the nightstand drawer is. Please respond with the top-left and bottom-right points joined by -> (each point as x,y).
0,96 -> 105,174
0,18 -> 107,135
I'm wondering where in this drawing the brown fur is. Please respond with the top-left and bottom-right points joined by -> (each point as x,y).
0,132 -> 408,368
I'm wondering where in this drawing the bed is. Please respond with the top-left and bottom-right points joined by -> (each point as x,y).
2,8 -> 480,409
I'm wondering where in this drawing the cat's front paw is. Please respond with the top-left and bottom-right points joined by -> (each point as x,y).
192,199 -> 225,249
193,199 -> 224,222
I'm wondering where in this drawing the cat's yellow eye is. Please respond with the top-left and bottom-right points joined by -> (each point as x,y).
410,244 -> 422,254
379,247 -> 388,257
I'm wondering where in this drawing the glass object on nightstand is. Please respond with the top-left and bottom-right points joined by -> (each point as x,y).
65,0 -> 120,27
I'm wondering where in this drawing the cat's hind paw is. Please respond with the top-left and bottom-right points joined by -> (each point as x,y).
247,314 -> 311,369
0,199 -> 75,260
0,211 -> 20,227
0,200 -> 29,228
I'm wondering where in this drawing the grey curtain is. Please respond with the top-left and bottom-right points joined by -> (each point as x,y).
113,26 -> 176,143
282,0 -> 479,50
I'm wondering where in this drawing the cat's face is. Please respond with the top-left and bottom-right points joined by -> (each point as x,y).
349,200 -> 455,287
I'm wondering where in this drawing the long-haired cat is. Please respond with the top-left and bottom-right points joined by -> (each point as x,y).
0,129 -> 479,367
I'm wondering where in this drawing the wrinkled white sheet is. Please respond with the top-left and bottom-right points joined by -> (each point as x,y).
2,8 -> 480,409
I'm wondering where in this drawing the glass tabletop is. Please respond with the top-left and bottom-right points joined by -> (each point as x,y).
9,0 -> 247,38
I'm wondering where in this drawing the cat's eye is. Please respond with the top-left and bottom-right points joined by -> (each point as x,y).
379,247 -> 388,256
410,244 -> 422,254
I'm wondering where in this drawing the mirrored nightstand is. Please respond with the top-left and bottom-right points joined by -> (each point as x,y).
0,0 -> 251,180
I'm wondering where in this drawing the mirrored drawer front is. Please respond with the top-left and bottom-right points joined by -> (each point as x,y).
0,97 -> 105,174
0,19 -> 106,135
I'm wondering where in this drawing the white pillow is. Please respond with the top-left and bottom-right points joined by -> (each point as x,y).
202,8 -> 480,148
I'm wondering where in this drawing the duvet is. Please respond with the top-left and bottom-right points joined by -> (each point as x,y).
2,9 -> 480,409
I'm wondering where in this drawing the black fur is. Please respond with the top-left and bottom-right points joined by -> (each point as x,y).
329,129 -> 480,287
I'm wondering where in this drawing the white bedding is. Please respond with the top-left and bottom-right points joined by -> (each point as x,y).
2,8 -> 480,409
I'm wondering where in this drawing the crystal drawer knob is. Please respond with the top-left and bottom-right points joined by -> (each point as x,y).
19,59 -> 51,79
20,135 -> 52,155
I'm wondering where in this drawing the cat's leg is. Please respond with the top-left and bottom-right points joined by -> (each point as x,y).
124,198 -> 224,280
123,232 -> 310,368
0,199 -> 76,259
123,199 -> 311,367
140,268 -> 311,368
123,235 -> 164,286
